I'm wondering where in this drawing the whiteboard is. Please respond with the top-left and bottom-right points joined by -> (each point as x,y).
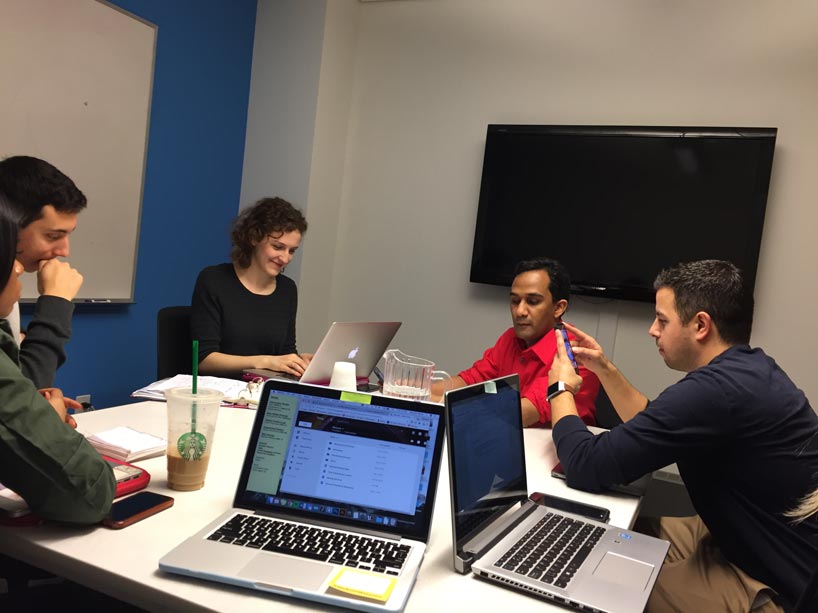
0,0 -> 156,301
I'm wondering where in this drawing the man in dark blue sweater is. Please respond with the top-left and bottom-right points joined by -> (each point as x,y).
547,260 -> 818,612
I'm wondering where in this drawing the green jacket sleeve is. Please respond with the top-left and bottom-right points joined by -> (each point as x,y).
0,324 -> 115,524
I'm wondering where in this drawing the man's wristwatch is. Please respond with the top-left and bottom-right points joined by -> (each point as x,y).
547,381 -> 576,402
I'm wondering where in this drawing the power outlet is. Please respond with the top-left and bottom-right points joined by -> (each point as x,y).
76,394 -> 91,411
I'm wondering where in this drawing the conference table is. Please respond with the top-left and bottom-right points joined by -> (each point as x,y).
0,401 -> 643,612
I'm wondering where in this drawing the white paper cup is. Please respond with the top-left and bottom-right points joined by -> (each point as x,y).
329,361 -> 357,391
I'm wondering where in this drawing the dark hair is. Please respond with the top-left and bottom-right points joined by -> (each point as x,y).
653,259 -> 753,345
230,197 -> 308,268
0,193 -> 22,287
0,156 -> 87,227
514,257 -> 571,303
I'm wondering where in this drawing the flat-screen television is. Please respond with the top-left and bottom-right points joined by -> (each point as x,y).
470,125 -> 777,302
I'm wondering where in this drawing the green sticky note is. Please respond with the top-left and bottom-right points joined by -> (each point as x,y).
485,381 -> 497,394
340,392 -> 372,404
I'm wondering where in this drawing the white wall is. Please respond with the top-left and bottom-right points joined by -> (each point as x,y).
250,0 -> 818,404
239,0 -> 327,284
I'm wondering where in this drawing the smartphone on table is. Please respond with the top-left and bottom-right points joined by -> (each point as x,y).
554,321 -> 579,374
102,491 -> 174,529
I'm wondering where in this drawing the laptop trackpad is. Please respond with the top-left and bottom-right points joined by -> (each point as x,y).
239,554 -> 332,591
593,552 -> 655,590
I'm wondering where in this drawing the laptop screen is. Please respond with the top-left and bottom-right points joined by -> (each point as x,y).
446,375 -> 528,546
234,379 -> 444,541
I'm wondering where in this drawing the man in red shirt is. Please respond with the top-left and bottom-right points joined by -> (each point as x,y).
434,258 -> 599,426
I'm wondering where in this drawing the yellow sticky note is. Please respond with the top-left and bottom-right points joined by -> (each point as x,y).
340,391 -> 372,404
328,568 -> 397,603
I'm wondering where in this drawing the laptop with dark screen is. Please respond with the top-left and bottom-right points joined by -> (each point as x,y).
445,375 -> 669,613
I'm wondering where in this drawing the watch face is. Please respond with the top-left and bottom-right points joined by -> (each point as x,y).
547,381 -> 572,401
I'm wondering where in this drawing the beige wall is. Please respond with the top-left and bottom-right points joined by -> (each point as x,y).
252,0 -> 818,404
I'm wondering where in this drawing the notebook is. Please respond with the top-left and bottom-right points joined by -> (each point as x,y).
444,375 -> 669,613
159,378 -> 445,612
244,321 -> 401,386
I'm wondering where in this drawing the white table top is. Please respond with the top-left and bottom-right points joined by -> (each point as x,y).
0,402 -> 642,612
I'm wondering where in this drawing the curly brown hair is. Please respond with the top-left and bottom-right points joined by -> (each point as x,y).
230,197 -> 308,268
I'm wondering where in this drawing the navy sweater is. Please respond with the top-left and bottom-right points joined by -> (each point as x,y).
554,345 -> 818,610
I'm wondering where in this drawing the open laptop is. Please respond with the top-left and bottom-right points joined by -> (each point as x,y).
445,375 -> 669,613
245,321 -> 401,386
159,378 -> 444,612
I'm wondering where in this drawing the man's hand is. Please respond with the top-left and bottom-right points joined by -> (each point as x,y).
562,323 -> 649,422
561,322 -> 611,376
430,375 -> 465,403
38,388 -> 79,428
549,330 -> 584,392
37,259 -> 83,301
547,332 -> 584,427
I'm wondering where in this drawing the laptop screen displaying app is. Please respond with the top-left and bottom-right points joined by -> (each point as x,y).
234,388 -> 441,541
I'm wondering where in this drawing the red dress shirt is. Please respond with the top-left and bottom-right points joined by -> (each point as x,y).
458,326 -> 599,426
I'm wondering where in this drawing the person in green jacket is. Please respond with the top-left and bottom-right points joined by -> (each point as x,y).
0,194 -> 114,525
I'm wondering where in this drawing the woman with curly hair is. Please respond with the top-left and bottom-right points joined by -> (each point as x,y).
191,197 -> 311,378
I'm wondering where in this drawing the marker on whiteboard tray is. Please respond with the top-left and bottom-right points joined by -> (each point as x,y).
84,299 -> 112,303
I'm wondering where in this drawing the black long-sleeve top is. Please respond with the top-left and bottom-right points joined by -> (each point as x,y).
190,263 -> 298,378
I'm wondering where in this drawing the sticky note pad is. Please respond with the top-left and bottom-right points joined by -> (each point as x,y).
340,391 -> 372,404
328,568 -> 397,603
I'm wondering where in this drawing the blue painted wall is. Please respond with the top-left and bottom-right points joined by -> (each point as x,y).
23,0 -> 258,408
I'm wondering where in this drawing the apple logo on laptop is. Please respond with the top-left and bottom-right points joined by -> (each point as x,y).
347,347 -> 359,360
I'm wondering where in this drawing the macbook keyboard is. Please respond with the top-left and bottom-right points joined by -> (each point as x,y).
494,512 -> 605,589
207,513 -> 411,576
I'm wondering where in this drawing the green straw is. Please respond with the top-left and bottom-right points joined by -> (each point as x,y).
191,340 -> 198,431
176,339 -> 207,460
192,339 -> 198,394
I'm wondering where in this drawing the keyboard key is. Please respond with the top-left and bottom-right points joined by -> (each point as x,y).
211,514 -> 409,575
495,513 -> 603,590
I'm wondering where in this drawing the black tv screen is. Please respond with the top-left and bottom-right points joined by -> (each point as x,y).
470,125 -> 777,302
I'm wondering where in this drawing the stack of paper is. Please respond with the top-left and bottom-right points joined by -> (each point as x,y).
131,374 -> 263,407
132,374 -> 258,404
86,426 -> 167,462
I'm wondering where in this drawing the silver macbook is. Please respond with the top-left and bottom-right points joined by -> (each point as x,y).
445,375 -> 669,613
245,321 -> 401,386
160,378 -> 444,612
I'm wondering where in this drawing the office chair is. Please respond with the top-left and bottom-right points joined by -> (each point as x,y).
156,306 -> 193,380
593,385 -> 623,429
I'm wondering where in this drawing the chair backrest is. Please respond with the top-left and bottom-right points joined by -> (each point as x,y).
156,306 -> 193,380
594,385 -> 623,429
